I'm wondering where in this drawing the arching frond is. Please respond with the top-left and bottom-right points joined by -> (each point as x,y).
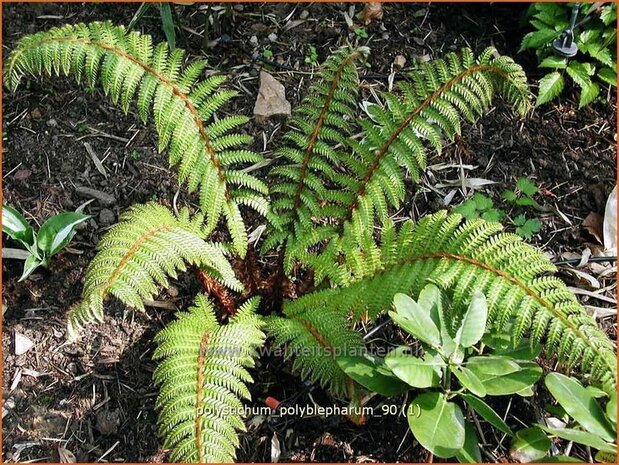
154,295 -> 265,463
285,212 -> 617,393
67,202 -> 241,339
264,46 -> 367,268
4,21 -> 266,256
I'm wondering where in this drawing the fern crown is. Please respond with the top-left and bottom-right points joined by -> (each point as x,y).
5,21 -> 616,464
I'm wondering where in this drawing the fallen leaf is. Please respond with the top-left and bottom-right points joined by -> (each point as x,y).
271,432 -> 281,463
603,185 -> 617,252
58,447 -> 76,463
357,3 -> 383,25
13,169 -> 32,181
583,212 -> 604,245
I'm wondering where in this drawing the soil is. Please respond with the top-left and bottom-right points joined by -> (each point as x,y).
2,2 -> 616,463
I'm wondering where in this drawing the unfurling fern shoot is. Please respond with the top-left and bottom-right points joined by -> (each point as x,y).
5,20 -> 616,464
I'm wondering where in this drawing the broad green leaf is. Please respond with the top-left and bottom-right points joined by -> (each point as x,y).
417,284 -> 457,356
385,348 -> 443,388
598,67 -> 618,87
545,373 -> 615,442
453,366 -> 486,397
494,340 -> 542,361
466,355 -> 520,376
539,425 -> 617,454
454,290 -> 487,348
536,72 -> 565,106
408,392 -> 465,458
2,204 -> 35,250
510,426 -> 551,463
416,283 -> 443,329
456,421 -> 481,463
337,354 -> 409,397
391,293 -> 440,346
159,3 -> 176,50
19,254 -> 43,282
579,82 -> 600,108
470,361 -> 542,396
606,392 -> 616,425
586,386 -> 608,399
566,62 -> 593,89
520,29 -> 561,51
539,56 -> 568,69
460,393 -> 513,436
37,212 -> 90,257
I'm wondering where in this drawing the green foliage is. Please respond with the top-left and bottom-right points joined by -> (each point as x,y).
304,44 -> 319,66
286,46 -> 531,279
354,27 -> 369,39
510,426 -> 552,462
287,212 -> 617,393
67,202 -> 241,340
2,203 -> 89,281
513,214 -> 541,239
535,373 -> 617,460
153,294 -> 265,462
339,284 -> 540,460
453,192 -> 505,222
266,306 -> 365,398
521,2 -> 617,107
128,2 -> 177,50
5,23 -> 617,463
4,21 -> 267,256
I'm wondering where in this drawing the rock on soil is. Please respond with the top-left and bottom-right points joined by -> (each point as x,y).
98,208 -> 116,226
14,332 -> 34,356
253,71 -> 291,124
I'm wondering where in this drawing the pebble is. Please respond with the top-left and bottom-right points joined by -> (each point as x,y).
46,118 -> 58,128
253,71 -> 291,124
14,332 -> 34,356
98,209 -> 116,226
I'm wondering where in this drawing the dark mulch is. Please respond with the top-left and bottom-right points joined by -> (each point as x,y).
2,2 -> 616,463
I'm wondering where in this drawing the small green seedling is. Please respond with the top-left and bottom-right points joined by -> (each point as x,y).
502,177 -> 540,208
262,47 -> 273,59
129,149 -> 142,160
354,27 -> 369,39
304,45 -> 319,66
454,192 -> 505,222
513,214 -> 541,239
2,204 -> 90,281
337,284 -> 542,461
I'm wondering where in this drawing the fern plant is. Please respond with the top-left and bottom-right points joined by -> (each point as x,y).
5,21 -> 616,463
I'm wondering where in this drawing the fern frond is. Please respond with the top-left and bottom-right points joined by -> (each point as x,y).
67,202 -> 241,340
4,21 -> 266,256
265,46 -> 366,267
153,294 -> 265,463
265,308 -> 365,398
337,47 -> 530,237
285,212 -> 617,392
